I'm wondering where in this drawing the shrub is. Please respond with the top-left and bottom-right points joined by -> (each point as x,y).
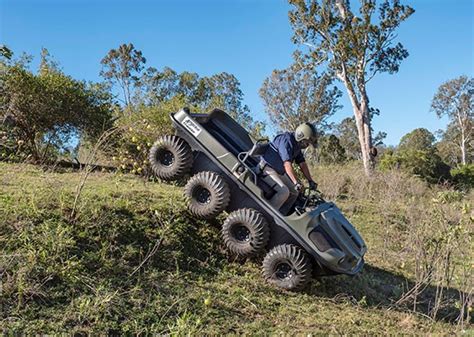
317,134 -> 346,164
0,64 -> 113,162
112,96 -> 198,176
451,164 -> 474,189
379,149 -> 451,184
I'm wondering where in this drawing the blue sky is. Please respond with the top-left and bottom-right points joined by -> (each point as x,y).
1,0 -> 473,145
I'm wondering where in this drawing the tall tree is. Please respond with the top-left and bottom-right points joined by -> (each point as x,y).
431,76 -> 473,165
100,43 -> 146,107
436,122 -> 472,167
141,67 -> 265,136
259,53 -> 342,131
335,115 -> 386,160
288,0 -> 414,175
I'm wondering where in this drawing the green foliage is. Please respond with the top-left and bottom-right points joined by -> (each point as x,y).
317,134 -> 346,164
101,44 -> 265,138
259,52 -> 342,131
0,56 -> 113,162
0,123 -> 26,162
288,0 -> 414,79
112,96 -> 190,175
451,164 -> 474,190
379,148 -> 451,184
379,128 -> 452,184
142,68 -> 265,137
399,128 -> 436,151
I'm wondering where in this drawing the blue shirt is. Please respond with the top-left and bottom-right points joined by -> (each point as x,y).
261,132 -> 305,175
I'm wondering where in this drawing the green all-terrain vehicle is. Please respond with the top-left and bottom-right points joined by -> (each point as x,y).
149,108 -> 367,291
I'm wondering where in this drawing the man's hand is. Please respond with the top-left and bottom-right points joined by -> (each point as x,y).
294,182 -> 303,192
308,180 -> 318,191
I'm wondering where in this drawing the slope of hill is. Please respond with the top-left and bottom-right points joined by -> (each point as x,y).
0,162 -> 471,334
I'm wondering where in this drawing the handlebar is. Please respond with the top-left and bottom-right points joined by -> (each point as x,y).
300,187 -> 325,210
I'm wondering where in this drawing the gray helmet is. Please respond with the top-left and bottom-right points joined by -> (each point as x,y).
295,123 -> 317,147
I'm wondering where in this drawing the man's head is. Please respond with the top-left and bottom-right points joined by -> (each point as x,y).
295,122 -> 317,149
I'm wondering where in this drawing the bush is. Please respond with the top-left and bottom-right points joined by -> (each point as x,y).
317,134 -> 346,164
112,96 -> 198,176
451,164 -> 474,189
379,149 -> 451,184
0,64 -> 113,162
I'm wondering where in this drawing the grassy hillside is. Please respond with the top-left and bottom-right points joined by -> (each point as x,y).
0,162 -> 472,334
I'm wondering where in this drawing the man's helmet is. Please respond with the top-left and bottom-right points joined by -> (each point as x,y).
295,122 -> 317,148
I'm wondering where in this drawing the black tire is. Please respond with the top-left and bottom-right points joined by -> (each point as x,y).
262,244 -> 312,291
222,208 -> 270,258
184,171 -> 230,219
149,135 -> 193,181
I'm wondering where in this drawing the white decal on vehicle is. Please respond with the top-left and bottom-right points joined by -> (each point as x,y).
182,116 -> 202,136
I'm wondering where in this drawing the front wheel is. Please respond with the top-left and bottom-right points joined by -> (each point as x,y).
262,244 -> 312,291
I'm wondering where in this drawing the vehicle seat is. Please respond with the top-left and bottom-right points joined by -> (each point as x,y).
238,140 -> 277,200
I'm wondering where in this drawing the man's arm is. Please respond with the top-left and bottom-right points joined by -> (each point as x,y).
283,161 -> 299,184
299,161 -> 314,183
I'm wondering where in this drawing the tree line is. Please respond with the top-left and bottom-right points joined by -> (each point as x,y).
0,0 -> 472,188
0,44 -> 263,169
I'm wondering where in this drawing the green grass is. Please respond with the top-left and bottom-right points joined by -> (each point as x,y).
0,162 -> 471,334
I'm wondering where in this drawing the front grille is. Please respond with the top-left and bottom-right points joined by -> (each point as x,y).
341,224 -> 362,249
309,227 -> 338,252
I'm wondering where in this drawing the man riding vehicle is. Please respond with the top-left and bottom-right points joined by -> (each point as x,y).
260,122 -> 318,213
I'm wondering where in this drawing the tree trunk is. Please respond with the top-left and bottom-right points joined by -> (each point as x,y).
353,105 -> 375,176
456,111 -> 467,166
460,132 -> 466,165
339,74 -> 375,176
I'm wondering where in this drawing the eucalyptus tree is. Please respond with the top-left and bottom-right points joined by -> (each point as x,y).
288,0 -> 414,175
100,43 -> 146,108
431,76 -> 473,165
260,52 -> 342,132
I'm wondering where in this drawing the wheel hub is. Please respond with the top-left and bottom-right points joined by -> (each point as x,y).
232,225 -> 251,242
157,149 -> 174,167
275,262 -> 295,280
194,187 -> 212,204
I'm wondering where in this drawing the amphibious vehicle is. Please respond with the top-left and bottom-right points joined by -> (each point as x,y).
149,108 -> 367,291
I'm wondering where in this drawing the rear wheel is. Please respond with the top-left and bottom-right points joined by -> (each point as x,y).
184,171 -> 230,219
149,135 -> 193,181
262,244 -> 312,291
222,208 -> 270,258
